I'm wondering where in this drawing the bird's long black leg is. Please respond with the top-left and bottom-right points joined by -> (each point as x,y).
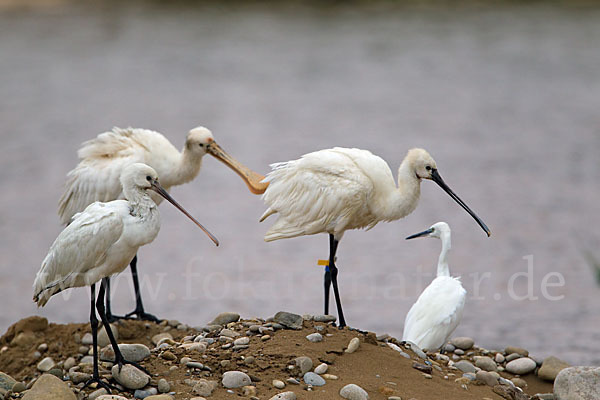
105,278 -> 117,322
83,284 -> 114,393
97,278 -> 150,375
323,235 -> 333,315
328,236 -> 347,328
124,255 -> 159,322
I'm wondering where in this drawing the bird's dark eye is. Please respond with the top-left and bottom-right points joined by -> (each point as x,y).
425,166 -> 432,171
146,176 -> 152,181
199,143 -> 204,147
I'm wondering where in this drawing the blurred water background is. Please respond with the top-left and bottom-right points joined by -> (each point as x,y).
1,0 -> 599,365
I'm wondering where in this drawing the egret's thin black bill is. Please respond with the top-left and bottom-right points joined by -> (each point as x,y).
406,227 -> 435,240
431,169 -> 491,237
151,181 -> 220,246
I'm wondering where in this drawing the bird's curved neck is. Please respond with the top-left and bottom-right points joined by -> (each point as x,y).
384,161 -> 421,220
437,232 -> 451,277
173,146 -> 203,185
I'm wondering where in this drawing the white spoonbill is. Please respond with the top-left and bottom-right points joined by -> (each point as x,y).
34,163 -> 217,391
58,126 -> 267,321
402,222 -> 466,351
260,147 -> 489,327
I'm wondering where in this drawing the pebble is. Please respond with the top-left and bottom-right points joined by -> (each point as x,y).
242,386 -> 257,396
63,356 -> 76,370
100,344 -> 151,362
511,377 -> 527,388
97,324 -> 119,348
412,362 -> 432,374
0,372 -> 16,392
133,387 -> 158,399
273,311 -> 304,330
404,341 -> 427,360
304,372 -> 326,386
222,371 -> 251,388
269,392 -> 297,400
306,333 -> 323,342
322,374 -> 338,380
476,370 -> 499,386
89,389 -> 109,400
11,382 -> 25,393
37,343 -> 48,352
340,383 -> 369,400
151,332 -> 174,346
314,363 -> 328,374
157,378 -> 170,393
96,395 -> 129,400
388,397 -> 402,400
475,356 -> 497,371
537,356 -> 570,381
313,315 -> 336,323
376,333 -> 390,341
82,332 -> 93,345
192,379 -> 217,397
454,360 -> 477,373
495,353 -> 505,363
187,362 -> 204,369
450,337 -> 474,350
80,355 -> 94,364
261,334 -> 271,341
505,357 -> 537,375
346,337 -> 360,353
273,379 -> 285,389
454,349 -> 465,355
36,356 -> 55,372
161,351 -> 177,361
286,378 -> 300,385
554,366 -> 600,400
294,356 -> 313,374
144,396 -> 174,400
233,337 -> 250,346
506,352 -> 522,362
219,328 -> 240,338
505,346 -> 529,356
68,371 -> 91,384
111,364 -> 150,390
79,345 -> 90,354
443,343 -> 456,352
21,373 -> 76,400
209,312 -> 240,326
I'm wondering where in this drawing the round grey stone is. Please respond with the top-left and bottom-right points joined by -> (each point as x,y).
272,379 -> 285,389
294,356 -> 313,375
100,343 -> 151,362
314,363 -> 328,374
450,337 -> 474,350
222,371 -> 251,389
554,366 -> 600,400
303,372 -> 326,386
36,356 -> 55,372
269,392 -> 297,400
475,356 -> 497,372
208,312 -> 240,326
273,311 -> 303,330
233,337 -> 250,346
340,383 -> 369,400
454,360 -> 477,374
505,357 -> 537,375
476,370 -> 498,386
306,333 -> 323,343
111,364 -> 150,390
313,315 -> 336,323
157,378 -> 170,393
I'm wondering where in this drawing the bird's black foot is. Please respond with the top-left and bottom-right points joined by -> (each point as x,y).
124,309 -> 160,323
83,376 -> 116,393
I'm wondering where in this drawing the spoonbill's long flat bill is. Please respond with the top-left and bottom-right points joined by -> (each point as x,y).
58,126 -> 267,321
260,147 -> 489,327
402,222 -> 466,351
35,163 -> 217,391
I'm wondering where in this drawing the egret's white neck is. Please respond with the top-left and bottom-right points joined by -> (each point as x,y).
437,231 -> 451,277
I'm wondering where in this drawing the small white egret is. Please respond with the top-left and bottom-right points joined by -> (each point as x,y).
402,222 -> 466,351
58,126 -> 266,321
34,163 -> 217,390
260,147 -> 489,327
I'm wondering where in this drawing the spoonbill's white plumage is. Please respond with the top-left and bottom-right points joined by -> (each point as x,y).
260,147 -> 489,327
34,163 -> 215,390
58,126 -> 266,320
402,222 -> 466,351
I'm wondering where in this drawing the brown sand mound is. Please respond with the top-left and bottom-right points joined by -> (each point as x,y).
0,314 -> 553,399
